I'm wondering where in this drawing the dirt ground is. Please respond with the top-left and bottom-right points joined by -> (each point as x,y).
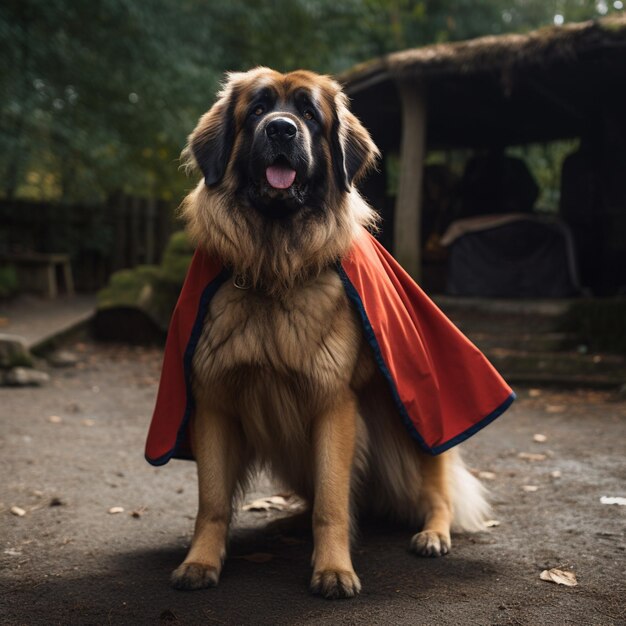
1,341 -> 625,626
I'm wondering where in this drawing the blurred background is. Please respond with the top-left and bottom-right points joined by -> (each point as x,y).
0,0 -> 623,288
1,1 -> 625,377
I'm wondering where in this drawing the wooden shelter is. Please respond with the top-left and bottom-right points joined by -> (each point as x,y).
338,17 -> 626,285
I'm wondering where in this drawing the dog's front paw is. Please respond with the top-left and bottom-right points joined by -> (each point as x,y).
410,530 -> 451,557
310,569 -> 361,599
171,562 -> 220,590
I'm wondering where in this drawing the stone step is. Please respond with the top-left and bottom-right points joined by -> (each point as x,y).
465,331 -> 578,353
434,295 -> 571,317
435,298 -> 570,336
485,348 -> 626,388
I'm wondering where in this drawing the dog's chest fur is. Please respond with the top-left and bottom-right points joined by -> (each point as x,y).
192,269 -> 364,447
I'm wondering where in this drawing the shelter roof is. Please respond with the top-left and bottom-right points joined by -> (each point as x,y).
338,17 -> 626,149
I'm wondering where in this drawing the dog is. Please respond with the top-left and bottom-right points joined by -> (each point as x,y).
166,67 -> 494,599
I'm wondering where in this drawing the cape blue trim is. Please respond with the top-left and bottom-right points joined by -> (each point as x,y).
336,264 -> 515,455
146,268 -> 229,466
430,391 -> 515,455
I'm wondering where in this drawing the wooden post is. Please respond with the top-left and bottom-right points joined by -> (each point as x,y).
394,80 -> 427,281
111,193 -> 127,271
129,196 -> 141,267
157,200 -> 173,263
145,197 -> 156,265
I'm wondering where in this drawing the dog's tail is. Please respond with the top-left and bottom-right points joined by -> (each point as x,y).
449,453 -> 492,532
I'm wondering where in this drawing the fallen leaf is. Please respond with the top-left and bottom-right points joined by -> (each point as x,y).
600,496 -> 626,506
518,452 -> 547,462
545,405 -> 566,414
48,415 -> 63,424
108,506 -> 124,514
10,506 -> 26,517
533,434 -> 548,443
522,485 -> 539,492
540,568 -> 577,587
242,494 -> 305,513
236,552 -> 274,563
4,548 -> 21,556
484,519 -> 501,528
478,471 -> 496,480
242,496 -> 287,512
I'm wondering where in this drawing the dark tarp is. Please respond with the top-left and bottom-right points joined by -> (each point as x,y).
444,217 -> 581,298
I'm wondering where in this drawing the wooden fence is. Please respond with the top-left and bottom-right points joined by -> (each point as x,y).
0,196 -> 175,291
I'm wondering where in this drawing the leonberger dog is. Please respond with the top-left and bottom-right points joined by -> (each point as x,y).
171,67 -> 489,599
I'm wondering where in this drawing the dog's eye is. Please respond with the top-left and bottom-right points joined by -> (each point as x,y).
303,110 -> 314,121
253,106 -> 264,116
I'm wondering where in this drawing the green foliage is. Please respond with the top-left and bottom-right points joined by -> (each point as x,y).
0,0 -> 221,203
1,0 -> 622,205
508,140 -> 580,212
0,264 -> 18,298
160,230 -> 194,283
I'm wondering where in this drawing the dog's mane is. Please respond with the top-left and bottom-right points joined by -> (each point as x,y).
181,183 -> 378,295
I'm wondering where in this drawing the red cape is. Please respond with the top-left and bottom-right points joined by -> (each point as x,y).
145,229 -> 514,465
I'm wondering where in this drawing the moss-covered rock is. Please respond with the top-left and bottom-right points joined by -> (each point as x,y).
95,231 -> 194,342
0,334 -> 34,368
160,230 -> 195,283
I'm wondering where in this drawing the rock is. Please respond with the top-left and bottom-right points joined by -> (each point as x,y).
94,230 -> 194,344
0,334 -> 33,368
3,367 -> 50,386
47,350 -> 79,368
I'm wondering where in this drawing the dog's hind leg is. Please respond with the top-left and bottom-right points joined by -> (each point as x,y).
409,452 -> 452,557
309,389 -> 361,599
358,374 -> 488,557
171,403 -> 246,590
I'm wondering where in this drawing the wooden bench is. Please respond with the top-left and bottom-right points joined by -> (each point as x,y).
1,253 -> 75,298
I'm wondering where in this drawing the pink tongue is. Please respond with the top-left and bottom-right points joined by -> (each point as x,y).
266,165 -> 296,189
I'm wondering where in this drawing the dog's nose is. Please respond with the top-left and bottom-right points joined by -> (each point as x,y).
266,117 -> 298,140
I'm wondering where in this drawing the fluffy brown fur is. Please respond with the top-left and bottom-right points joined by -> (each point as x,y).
171,67 -> 489,599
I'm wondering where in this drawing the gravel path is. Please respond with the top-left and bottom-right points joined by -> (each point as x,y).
1,342 -> 625,625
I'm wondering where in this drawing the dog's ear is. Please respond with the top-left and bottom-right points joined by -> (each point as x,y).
183,77 -> 238,187
331,91 -> 380,193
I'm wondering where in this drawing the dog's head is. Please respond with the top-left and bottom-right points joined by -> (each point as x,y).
186,67 -> 379,217
182,68 -> 380,289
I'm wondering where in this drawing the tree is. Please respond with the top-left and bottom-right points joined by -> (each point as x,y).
0,0 -> 622,203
